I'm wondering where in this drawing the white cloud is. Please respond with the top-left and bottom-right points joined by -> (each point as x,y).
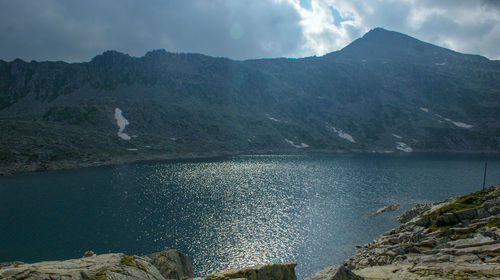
0,0 -> 498,61
284,0 -> 500,59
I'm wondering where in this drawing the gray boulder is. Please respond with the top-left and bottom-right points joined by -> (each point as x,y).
436,212 -> 459,226
206,263 -> 296,280
454,208 -> 476,221
306,265 -> 364,280
145,250 -> 193,280
397,203 -> 431,224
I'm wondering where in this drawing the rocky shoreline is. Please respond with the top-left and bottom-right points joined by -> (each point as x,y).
1,185 -> 499,279
0,151 -> 241,176
310,184 -> 500,279
2,150 -> 498,176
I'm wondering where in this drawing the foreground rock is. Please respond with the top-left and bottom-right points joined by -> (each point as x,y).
0,253 -> 166,280
373,204 -> 400,216
0,250 -> 295,280
145,250 -> 193,279
306,265 -> 363,280
343,185 -> 500,279
205,263 -> 296,280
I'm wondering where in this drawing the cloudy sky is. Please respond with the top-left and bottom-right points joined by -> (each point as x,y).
1,0 -> 499,62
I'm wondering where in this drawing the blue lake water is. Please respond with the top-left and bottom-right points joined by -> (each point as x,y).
1,153 -> 499,279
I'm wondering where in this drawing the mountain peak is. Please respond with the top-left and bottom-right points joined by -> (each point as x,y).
337,27 -> 452,60
361,27 -> 424,46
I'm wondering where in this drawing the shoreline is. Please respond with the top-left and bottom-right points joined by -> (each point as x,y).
2,149 -> 499,176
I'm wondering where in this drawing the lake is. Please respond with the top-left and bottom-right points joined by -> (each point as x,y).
1,153 -> 499,279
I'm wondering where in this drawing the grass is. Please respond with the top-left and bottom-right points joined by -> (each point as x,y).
437,190 -> 487,216
86,268 -> 108,280
427,189 -> 489,231
120,255 -> 135,267
120,255 -> 148,273
428,223 -> 453,232
485,217 -> 500,228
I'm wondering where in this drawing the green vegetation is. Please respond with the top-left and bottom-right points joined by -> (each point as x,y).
437,191 -> 487,214
485,217 -> 500,228
428,223 -> 454,232
427,189 -> 489,231
429,190 -> 488,219
87,268 -> 108,280
120,255 -> 148,273
120,255 -> 135,267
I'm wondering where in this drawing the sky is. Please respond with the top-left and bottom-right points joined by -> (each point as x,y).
0,0 -> 499,62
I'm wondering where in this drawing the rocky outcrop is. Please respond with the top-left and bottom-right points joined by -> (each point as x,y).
205,263 -> 296,280
0,251 -> 295,280
145,250 -> 193,279
373,204 -> 400,216
344,185 -> 500,279
0,253 -> 166,280
305,265 -> 363,280
397,203 -> 432,224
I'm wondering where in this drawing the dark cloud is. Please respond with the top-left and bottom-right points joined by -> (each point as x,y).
0,0 -> 498,62
0,0 -> 304,62
481,0 -> 500,8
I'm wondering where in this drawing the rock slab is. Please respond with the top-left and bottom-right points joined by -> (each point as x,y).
306,265 -> 364,280
206,263 -> 296,280
145,250 -> 193,279
0,253 -> 166,280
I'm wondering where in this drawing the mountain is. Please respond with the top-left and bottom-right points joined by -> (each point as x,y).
1,28 -> 499,174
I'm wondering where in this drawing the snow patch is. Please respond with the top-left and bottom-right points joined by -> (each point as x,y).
114,108 -> 131,140
127,148 -> 138,151
420,107 -> 429,113
452,121 -> 473,129
396,142 -> 413,153
284,138 -> 309,148
327,125 -> 356,143
433,113 -> 473,129
267,117 -> 280,122
434,62 -> 447,66
392,134 -> 403,139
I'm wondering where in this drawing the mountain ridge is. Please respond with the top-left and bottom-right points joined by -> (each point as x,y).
2,28 -> 497,64
1,27 -> 499,174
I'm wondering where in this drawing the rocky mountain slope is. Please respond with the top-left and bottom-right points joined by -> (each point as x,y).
1,28 -> 499,174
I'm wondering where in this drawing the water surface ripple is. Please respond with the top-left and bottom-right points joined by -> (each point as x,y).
1,154 -> 499,279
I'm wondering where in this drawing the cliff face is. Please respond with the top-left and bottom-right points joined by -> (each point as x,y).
1,28 -> 500,175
